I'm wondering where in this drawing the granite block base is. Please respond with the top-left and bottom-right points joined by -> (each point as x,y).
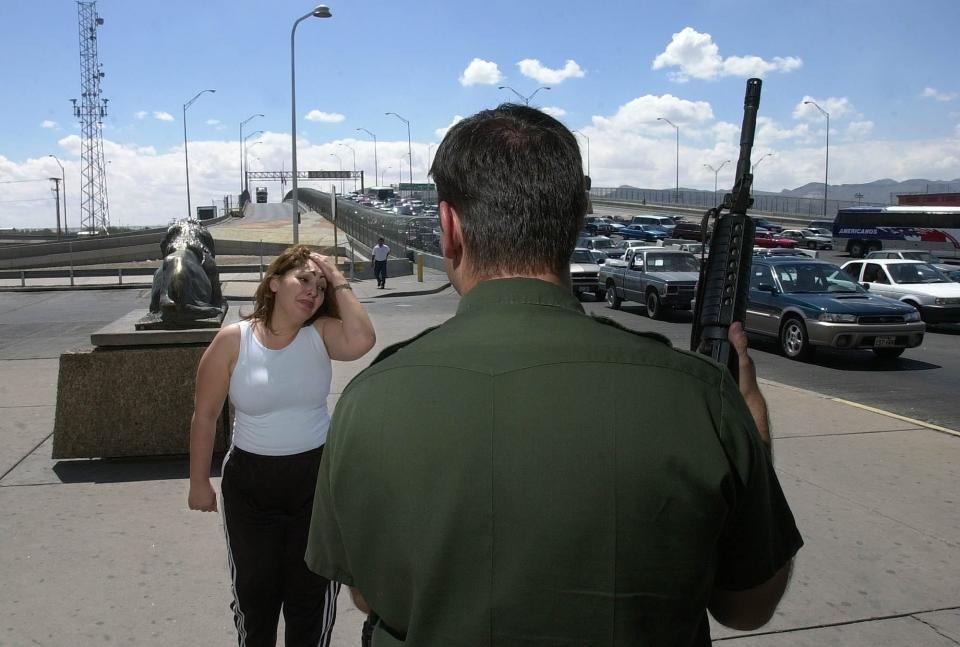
52,344 -> 230,459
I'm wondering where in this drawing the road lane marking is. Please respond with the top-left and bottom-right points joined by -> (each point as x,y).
830,398 -> 960,438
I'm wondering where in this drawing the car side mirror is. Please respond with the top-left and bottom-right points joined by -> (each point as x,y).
757,283 -> 778,294
860,282 -> 870,290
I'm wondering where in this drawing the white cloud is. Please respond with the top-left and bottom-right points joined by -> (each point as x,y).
722,55 -> 803,78
922,87 -> 957,102
135,110 -> 148,120
435,115 -> 464,140
41,120 -> 58,129
652,27 -> 802,82
153,111 -> 174,122
517,59 -> 585,84
756,116 -> 813,143
846,120 -> 875,139
305,110 -> 345,123
459,58 -> 502,86
57,134 -> 82,156
540,106 -> 567,118
206,119 -> 220,126
591,94 -> 714,134
793,96 -> 857,121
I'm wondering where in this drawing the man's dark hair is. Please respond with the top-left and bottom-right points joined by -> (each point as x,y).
430,103 -> 587,278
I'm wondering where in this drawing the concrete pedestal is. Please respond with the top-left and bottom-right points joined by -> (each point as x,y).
52,309 -> 241,459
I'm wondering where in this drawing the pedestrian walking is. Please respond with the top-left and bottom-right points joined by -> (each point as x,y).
188,245 -> 376,647
372,237 -> 390,289
305,104 -> 802,645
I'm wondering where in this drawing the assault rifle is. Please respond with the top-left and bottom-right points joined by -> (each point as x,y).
690,78 -> 762,382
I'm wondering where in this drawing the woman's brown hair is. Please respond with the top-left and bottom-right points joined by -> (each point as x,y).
245,245 -> 339,331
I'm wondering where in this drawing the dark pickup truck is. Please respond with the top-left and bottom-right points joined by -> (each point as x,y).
599,248 -> 701,319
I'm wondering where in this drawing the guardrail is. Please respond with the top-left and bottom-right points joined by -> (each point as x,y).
0,264 -> 266,288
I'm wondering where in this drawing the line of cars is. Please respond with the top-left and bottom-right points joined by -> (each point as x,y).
570,214 -> 960,362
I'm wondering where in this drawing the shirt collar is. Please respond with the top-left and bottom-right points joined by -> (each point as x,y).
456,278 -> 585,316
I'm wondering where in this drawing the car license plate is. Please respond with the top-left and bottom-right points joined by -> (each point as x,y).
875,336 -> 897,347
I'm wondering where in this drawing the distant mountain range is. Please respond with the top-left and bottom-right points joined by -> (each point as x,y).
768,178 -> 960,205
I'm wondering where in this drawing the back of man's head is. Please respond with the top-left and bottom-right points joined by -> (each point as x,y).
430,104 -> 587,278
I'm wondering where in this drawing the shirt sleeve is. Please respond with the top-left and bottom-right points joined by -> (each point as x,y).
305,411 -> 356,586
713,369 -> 804,591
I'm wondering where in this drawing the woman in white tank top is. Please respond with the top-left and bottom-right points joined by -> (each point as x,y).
187,245 -> 375,646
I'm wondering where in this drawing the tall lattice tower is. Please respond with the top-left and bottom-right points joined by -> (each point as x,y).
71,1 -> 110,233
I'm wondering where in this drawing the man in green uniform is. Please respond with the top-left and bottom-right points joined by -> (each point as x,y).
306,104 -> 802,645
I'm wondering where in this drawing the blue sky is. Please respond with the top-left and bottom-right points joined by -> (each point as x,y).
2,0 -> 959,227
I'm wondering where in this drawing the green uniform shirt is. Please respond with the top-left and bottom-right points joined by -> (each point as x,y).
307,278 -> 802,646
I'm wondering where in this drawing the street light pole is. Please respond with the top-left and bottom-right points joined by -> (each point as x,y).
330,152 -> 343,194
804,100 -> 830,218
291,5 -> 332,244
245,140 -> 262,195
385,112 -> 413,193
497,85 -> 551,105
183,88 -> 216,219
751,152 -> 775,194
703,160 -> 731,200
339,143 -> 357,192
239,113 -> 263,196
243,130 -> 263,194
357,127 -> 378,189
657,117 -> 679,203
48,155 -> 67,233
572,130 -> 590,176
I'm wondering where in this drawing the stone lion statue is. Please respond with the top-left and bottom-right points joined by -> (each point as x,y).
138,219 -> 227,329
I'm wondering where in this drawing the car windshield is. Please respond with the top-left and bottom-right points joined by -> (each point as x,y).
592,238 -> 615,249
570,250 -> 594,263
887,262 -> 949,284
773,263 -> 863,293
900,251 -> 940,263
644,253 -> 699,272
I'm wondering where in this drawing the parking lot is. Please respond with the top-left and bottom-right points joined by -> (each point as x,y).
582,206 -> 960,429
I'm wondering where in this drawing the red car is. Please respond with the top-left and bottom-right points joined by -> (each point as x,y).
754,232 -> 799,248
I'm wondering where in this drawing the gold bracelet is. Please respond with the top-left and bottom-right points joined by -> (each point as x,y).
333,283 -> 353,292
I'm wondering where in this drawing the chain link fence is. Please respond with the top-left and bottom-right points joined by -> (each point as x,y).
592,186 -> 881,218
295,188 -> 440,260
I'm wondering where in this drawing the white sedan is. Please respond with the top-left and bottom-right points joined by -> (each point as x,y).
841,259 -> 960,324
780,228 -> 833,250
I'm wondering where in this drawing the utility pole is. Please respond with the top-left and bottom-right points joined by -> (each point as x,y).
49,177 -> 62,238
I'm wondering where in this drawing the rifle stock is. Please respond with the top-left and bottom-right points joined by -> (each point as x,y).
690,78 -> 763,382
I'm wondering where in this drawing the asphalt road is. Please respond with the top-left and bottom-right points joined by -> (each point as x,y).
578,293 -> 960,431
2,287 -> 958,431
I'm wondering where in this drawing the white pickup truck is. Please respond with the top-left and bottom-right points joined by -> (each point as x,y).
598,247 -> 701,319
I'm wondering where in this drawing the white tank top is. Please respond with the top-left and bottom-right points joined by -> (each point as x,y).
229,319 -> 332,455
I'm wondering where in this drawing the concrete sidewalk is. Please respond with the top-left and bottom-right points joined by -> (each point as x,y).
1,284 -> 958,645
